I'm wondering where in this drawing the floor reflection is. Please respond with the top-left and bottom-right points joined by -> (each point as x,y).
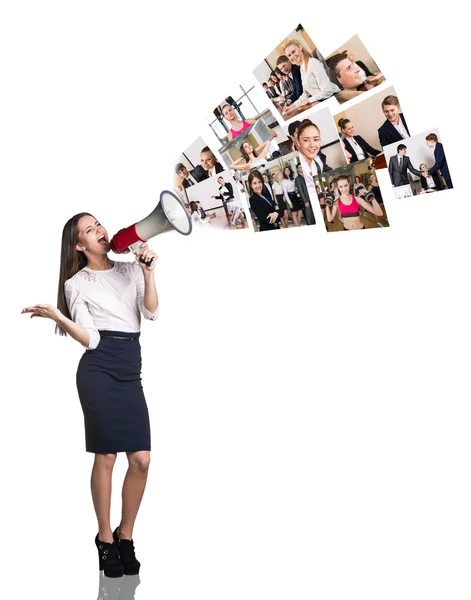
96,572 -> 140,600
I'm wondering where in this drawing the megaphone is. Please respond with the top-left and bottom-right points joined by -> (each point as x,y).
110,190 -> 192,266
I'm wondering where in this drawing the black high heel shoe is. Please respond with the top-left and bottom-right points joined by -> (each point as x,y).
95,534 -> 124,578
113,527 -> 141,575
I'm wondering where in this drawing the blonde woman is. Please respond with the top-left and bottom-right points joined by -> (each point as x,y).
282,40 -> 339,115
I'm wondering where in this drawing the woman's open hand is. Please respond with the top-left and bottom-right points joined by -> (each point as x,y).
21,304 -> 62,321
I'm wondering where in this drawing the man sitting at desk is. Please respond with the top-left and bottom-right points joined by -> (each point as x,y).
388,144 -> 421,187
419,163 -> 442,192
326,53 -> 365,102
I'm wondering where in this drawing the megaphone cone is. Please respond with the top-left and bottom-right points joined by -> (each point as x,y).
110,191 -> 192,265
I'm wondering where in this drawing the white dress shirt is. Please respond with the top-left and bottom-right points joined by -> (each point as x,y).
392,117 -> 409,139
64,261 -> 158,350
347,137 -> 365,160
298,153 -> 319,200
297,57 -> 340,105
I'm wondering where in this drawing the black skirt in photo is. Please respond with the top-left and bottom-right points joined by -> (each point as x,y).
288,191 -> 303,212
76,330 -> 151,454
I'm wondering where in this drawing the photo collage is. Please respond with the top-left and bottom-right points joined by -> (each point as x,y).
172,24 -> 452,234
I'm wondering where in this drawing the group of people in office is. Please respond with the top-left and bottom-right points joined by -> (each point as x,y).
260,39 -> 383,117
247,164 -> 315,232
262,39 -> 340,117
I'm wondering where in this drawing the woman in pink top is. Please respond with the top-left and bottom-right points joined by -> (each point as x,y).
324,175 -> 382,230
221,103 -> 278,142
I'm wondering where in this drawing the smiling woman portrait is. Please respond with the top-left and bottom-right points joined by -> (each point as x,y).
21,212 -> 159,579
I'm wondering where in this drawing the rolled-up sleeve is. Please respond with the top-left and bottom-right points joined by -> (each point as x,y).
133,263 -> 159,321
64,279 -> 101,349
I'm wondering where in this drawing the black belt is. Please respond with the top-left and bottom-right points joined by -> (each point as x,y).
99,333 -> 138,341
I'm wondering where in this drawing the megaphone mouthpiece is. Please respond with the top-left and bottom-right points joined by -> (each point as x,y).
110,224 -> 146,255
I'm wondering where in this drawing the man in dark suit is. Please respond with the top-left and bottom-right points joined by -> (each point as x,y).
295,165 -> 316,225
378,95 -> 410,148
276,55 -> 303,103
212,176 -> 234,203
175,163 -> 201,188
425,133 -> 453,189
193,146 -> 224,181
388,144 -> 421,187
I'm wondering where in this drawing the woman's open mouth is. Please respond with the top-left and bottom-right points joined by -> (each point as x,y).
98,235 -> 108,246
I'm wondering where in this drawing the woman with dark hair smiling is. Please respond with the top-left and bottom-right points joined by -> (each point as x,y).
21,213 -> 158,578
296,119 -> 332,176
325,175 -> 383,230
248,170 -> 281,231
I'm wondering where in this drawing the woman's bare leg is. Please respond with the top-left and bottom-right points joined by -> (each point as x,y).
118,451 -> 151,540
91,453 -> 117,543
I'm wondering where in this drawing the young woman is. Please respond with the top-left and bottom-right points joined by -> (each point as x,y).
221,103 -> 278,141
282,165 -> 303,226
190,201 -> 211,225
281,39 -> 339,116
230,140 -> 271,171
338,118 -> 380,163
21,212 -> 159,578
248,170 -> 281,232
296,120 -> 331,177
271,174 -> 289,228
325,175 -> 383,230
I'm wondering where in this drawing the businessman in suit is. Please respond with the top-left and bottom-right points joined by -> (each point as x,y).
276,55 -> 303,103
212,176 -> 234,202
388,144 -> 421,187
175,163 -> 201,188
378,95 -> 410,148
425,133 -> 453,189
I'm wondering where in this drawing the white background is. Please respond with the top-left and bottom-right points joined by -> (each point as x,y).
1,2 -> 469,599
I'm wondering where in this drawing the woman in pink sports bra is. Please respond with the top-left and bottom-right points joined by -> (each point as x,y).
221,103 -> 278,142
325,175 -> 383,230
221,104 -> 256,140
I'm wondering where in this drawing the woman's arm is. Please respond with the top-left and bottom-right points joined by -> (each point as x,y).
256,140 -> 271,159
325,200 -> 338,222
22,303 -> 93,347
135,243 -> 159,318
229,157 -> 250,171
281,180 -> 293,208
357,195 -> 383,217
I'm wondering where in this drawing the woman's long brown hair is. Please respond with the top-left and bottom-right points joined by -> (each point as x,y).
56,212 -> 93,336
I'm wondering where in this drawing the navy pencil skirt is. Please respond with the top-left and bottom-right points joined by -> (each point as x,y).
76,330 -> 151,454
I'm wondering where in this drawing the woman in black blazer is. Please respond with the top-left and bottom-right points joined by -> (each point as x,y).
248,170 -> 281,232
338,118 -> 380,163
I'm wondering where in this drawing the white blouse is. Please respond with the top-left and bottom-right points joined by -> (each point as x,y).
297,57 -> 340,105
64,260 -> 158,350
